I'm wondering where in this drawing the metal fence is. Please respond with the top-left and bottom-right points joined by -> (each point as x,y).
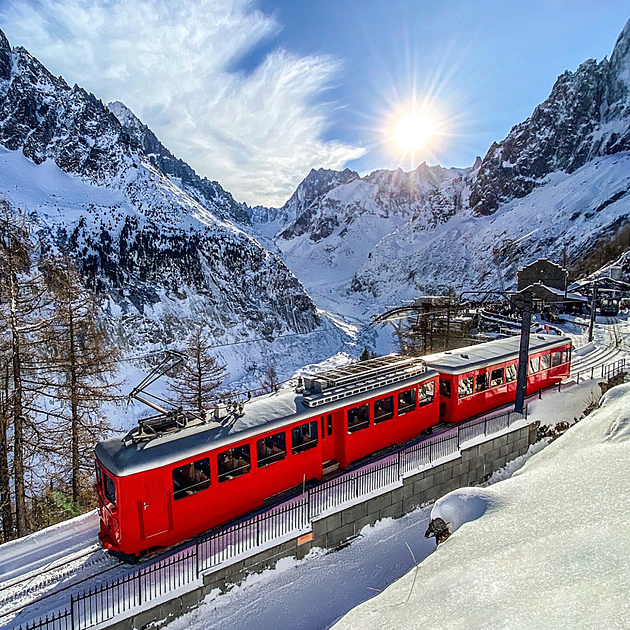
458,408 -> 526,446
9,404 -> 527,630
574,357 -> 626,385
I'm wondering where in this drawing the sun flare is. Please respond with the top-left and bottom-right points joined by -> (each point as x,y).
392,111 -> 435,152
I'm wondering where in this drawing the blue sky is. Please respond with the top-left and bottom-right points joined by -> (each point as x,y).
0,0 -> 627,206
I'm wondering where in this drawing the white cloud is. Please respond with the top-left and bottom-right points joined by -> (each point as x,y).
0,0 -> 364,206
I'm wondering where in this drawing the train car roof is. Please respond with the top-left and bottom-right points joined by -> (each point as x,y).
95,366 -> 439,477
423,333 -> 571,375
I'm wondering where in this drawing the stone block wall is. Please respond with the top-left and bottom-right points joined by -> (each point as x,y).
103,421 -> 537,630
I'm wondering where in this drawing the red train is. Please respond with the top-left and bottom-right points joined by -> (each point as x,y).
94,334 -> 571,558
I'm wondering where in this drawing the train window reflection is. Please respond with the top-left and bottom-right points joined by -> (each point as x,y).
398,388 -> 416,414
458,376 -> 474,398
419,381 -> 435,406
173,458 -> 211,499
374,396 -> 394,424
506,364 -> 518,382
490,368 -> 504,387
348,404 -> 370,432
292,421 -> 319,454
257,433 -> 287,468
104,473 -> 116,506
476,373 -> 489,392
439,379 -> 451,398
217,446 -> 251,483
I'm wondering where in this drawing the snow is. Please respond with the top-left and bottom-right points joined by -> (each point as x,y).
430,487 -> 499,535
333,385 -> 630,630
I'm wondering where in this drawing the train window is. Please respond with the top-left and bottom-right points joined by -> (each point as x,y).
439,379 -> 451,398
327,414 -> 333,436
95,463 -> 102,487
490,368 -> 504,387
104,473 -> 116,506
458,376 -> 474,398
419,381 -> 435,406
563,348 -> 571,364
529,357 -> 540,374
257,432 -> 287,468
541,354 -> 551,370
476,373 -> 489,392
292,421 -> 319,454
398,389 -> 416,415
374,396 -> 394,424
552,351 -> 562,367
320,417 -> 325,438
506,364 -> 517,382
217,446 -> 251,483
173,458 -> 211,499
348,404 -> 370,432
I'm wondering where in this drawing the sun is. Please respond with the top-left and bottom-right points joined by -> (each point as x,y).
392,111 -> 435,153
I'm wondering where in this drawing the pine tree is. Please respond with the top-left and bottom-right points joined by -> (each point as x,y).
40,255 -> 122,506
169,328 -> 226,414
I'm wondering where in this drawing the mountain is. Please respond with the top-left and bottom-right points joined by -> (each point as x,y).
251,19 -> 630,313
470,20 -> 630,216
0,29 -> 342,385
107,101 -> 251,226
252,163 -> 468,287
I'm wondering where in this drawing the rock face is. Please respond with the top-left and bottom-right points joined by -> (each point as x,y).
108,101 -> 250,225
469,20 -> 630,216
0,29 -> 323,364
249,19 -> 630,310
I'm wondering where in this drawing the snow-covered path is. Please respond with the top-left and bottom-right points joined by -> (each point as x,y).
168,508 -> 437,630
0,512 -> 101,583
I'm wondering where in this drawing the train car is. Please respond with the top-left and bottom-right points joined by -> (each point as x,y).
94,355 -> 439,558
424,334 -> 572,423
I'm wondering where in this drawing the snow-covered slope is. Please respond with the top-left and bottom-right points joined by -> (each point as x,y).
250,19 -> 630,325
333,382 -> 630,629
251,163 -> 469,320
0,28 -> 346,384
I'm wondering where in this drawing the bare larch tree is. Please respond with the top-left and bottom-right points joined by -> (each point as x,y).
0,201 -> 47,537
40,255 -> 121,506
169,328 -> 226,414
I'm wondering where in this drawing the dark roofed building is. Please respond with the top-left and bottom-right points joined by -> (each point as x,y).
517,259 -> 567,292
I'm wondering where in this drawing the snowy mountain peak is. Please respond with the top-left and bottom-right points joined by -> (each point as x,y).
107,99 -> 250,225
0,29 -> 336,383
469,20 -> 630,217
291,167 -> 360,209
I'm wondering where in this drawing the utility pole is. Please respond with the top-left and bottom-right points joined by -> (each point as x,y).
587,281 -> 598,343
514,291 -> 533,414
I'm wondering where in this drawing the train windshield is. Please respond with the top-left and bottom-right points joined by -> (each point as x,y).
103,473 -> 116,507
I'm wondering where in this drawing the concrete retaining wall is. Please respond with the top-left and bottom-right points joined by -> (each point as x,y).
103,421 -> 537,630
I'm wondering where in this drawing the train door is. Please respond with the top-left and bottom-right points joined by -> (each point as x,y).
139,476 -> 170,539
320,413 -> 335,463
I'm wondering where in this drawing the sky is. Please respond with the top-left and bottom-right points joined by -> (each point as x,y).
0,1 -> 627,207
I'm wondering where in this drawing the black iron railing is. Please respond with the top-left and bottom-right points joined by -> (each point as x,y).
8,404 -> 529,630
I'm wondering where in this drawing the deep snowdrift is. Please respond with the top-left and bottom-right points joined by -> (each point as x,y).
333,383 -> 630,629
